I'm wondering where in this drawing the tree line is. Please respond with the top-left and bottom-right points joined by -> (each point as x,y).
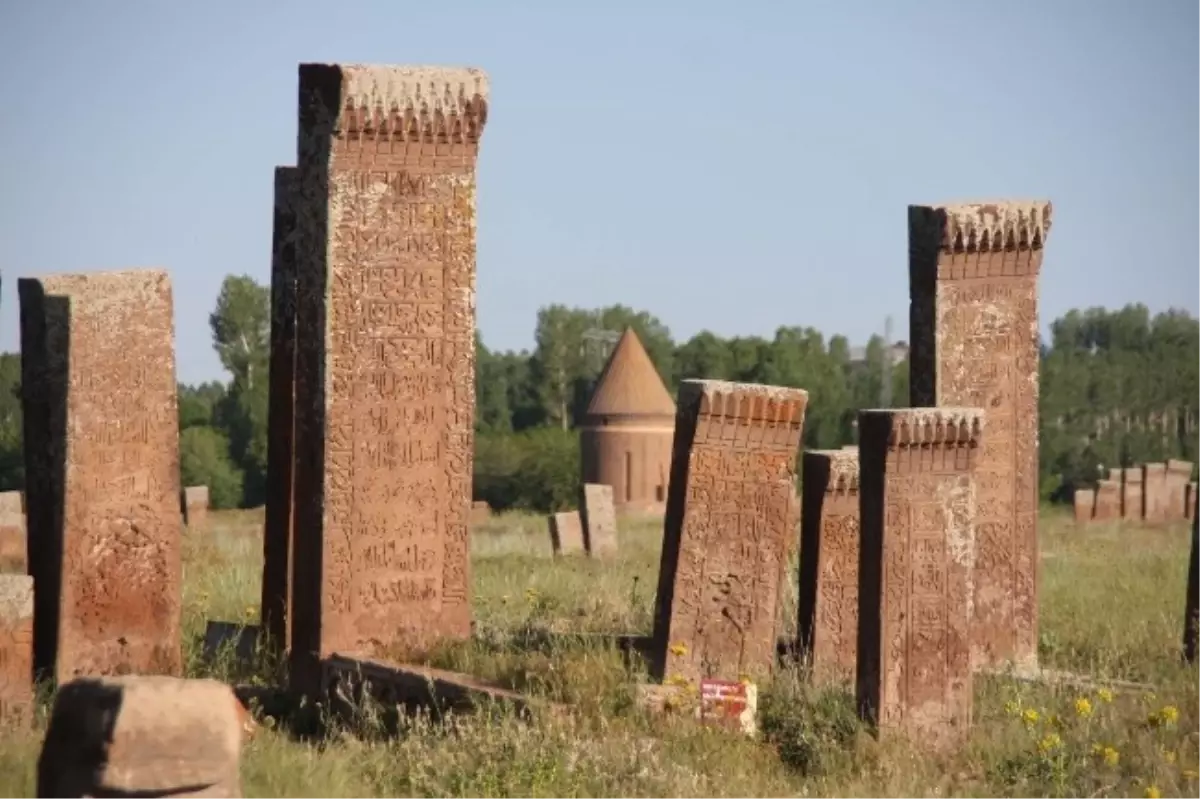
0,275 -> 1192,512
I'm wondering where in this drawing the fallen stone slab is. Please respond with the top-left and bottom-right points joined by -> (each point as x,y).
38,675 -> 247,798
321,653 -> 567,722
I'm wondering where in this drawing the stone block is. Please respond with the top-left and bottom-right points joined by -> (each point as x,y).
856,407 -> 983,751
183,485 -> 210,528
0,574 -> 33,725
1166,460 -> 1194,521
1142,463 -> 1168,524
1073,489 -> 1095,524
548,511 -> 584,555
37,675 -> 246,797
650,380 -> 807,685
0,491 -> 24,569
1122,467 -> 1144,522
1094,480 -> 1120,521
798,448 -> 860,684
19,270 -> 182,682
580,483 -> 618,557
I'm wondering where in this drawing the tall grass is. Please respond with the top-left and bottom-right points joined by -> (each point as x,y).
0,509 -> 1195,797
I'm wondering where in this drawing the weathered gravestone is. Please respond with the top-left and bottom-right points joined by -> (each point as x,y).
37,675 -> 247,798
856,407 -> 984,751
1122,467 -> 1144,522
0,491 -> 24,568
261,165 -> 299,654
1094,480 -> 1120,521
1142,463 -> 1168,524
182,485 -> 210,528
289,65 -> 489,690
0,574 -> 33,725
1073,489 -> 1095,525
548,511 -> 584,556
19,270 -> 182,682
650,380 -> 807,685
908,201 -> 1049,673
798,448 -> 860,684
580,483 -> 619,557
1166,460 -> 1194,522
1108,468 -> 1123,483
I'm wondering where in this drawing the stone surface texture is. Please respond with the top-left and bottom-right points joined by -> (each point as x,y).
0,574 -> 33,724
0,491 -> 24,568
549,511 -> 584,555
37,675 -> 245,798
289,64 -> 488,689
1122,467 -> 1144,522
651,380 -> 808,685
182,485 -> 209,528
580,483 -> 619,556
580,328 -> 676,512
1073,489 -> 1095,524
1166,460 -> 1194,521
1094,480 -> 1120,521
908,200 -> 1048,673
798,448 -> 860,683
19,270 -> 182,682
261,165 -> 299,654
855,407 -> 984,751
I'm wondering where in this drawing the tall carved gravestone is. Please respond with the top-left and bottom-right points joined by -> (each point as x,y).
0,574 -> 34,724
856,408 -> 984,751
651,380 -> 807,685
908,201 -> 1049,673
19,271 -> 182,681
290,65 -> 489,688
1072,490 -> 1094,525
1122,468 -> 1143,522
1143,463 -> 1167,524
798,448 -> 860,684
262,165 -> 299,653
1166,460 -> 1194,521
1094,481 -> 1120,521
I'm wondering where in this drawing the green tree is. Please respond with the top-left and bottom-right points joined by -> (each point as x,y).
0,354 -> 23,491
179,426 -> 244,510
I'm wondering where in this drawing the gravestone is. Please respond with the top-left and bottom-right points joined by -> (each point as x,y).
1122,468 -> 1144,522
261,165 -> 299,654
289,64 -> 489,688
0,491 -> 24,568
1166,460 -> 1193,521
548,511 -> 584,556
469,500 -> 492,526
798,448 -> 860,684
650,380 -> 807,685
908,201 -> 1049,673
580,483 -> 619,557
19,270 -> 182,682
0,574 -> 33,725
1108,468 -> 1123,483
856,407 -> 984,751
1142,463 -> 1167,524
182,485 -> 209,528
1073,489 -> 1095,525
1094,481 -> 1121,521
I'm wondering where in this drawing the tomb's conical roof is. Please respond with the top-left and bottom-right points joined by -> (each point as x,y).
586,328 -> 676,418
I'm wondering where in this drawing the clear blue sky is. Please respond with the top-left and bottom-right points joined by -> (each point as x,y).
1,0 -> 1196,385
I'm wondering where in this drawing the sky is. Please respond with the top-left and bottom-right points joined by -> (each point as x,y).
0,1 -> 1196,385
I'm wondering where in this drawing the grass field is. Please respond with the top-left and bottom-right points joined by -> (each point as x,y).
1,508 -> 1197,797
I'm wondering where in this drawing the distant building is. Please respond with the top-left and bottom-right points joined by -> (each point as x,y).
579,328 -> 676,514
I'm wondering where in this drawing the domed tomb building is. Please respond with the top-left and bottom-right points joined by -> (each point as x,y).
580,328 -> 676,513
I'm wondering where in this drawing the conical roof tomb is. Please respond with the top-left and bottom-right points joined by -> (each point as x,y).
586,328 -> 676,418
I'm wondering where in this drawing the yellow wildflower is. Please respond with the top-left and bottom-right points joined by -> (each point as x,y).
1074,697 -> 1094,718
1037,732 -> 1063,754
1097,688 -> 1114,703
1160,705 -> 1179,724
665,674 -> 690,688
1021,708 -> 1040,726
668,642 -> 689,657
1162,749 -> 1176,764
1003,699 -> 1020,716
1101,747 -> 1119,767
1144,786 -> 1161,799
245,605 -> 257,617
1092,743 -> 1105,755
